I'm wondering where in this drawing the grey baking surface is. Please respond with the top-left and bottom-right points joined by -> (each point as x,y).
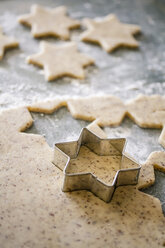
0,0 -> 165,213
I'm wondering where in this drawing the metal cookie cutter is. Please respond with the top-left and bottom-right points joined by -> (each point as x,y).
53,128 -> 141,203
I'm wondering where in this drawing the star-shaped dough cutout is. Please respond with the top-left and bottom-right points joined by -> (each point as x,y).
80,14 -> 141,52
27,41 -> 95,81
0,26 -> 19,60
18,4 -> 80,40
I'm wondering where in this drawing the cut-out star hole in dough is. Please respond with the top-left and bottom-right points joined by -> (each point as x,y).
0,26 -> 19,60
18,4 -> 80,40
27,41 -> 95,81
80,14 -> 141,52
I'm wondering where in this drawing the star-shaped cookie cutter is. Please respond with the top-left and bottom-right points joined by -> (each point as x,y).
54,128 -> 141,203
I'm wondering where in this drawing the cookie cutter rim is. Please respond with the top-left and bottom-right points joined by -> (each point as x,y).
53,127 -> 141,203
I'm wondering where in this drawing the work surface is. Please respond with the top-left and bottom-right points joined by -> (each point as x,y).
0,0 -> 164,214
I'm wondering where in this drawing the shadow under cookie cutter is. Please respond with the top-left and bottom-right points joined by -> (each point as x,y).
53,128 -> 141,203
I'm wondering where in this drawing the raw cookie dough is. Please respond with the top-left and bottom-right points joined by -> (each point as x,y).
80,14 -> 141,52
28,97 -> 161,190
145,151 -> 165,173
29,96 -> 126,126
0,26 -> 19,60
126,95 -> 165,128
0,107 -> 164,248
29,95 -> 165,128
158,126 -> 165,148
68,145 -> 138,185
27,41 -> 94,81
137,162 -> 155,189
87,121 -> 156,189
137,150 -> 165,189
18,5 -> 80,39
127,95 -> 165,147
87,121 -> 107,139
29,95 -> 165,147
87,122 -> 165,189
67,95 -> 126,126
68,145 -> 122,185
28,98 -> 68,114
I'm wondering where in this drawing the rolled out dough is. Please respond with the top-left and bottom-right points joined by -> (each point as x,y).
0,107 -> 164,248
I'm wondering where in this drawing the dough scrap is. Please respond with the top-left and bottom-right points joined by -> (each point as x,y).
18,4 -> 80,39
28,98 -> 68,114
29,95 -> 165,147
126,95 -> 165,128
67,95 -> 126,126
137,150 -> 165,189
87,121 -> 107,139
0,26 -> 19,60
80,14 -> 141,52
137,161 -> 155,189
27,41 -> 94,81
158,126 -> 165,148
144,151 -> 165,173
0,107 -> 165,248
30,95 -> 165,128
